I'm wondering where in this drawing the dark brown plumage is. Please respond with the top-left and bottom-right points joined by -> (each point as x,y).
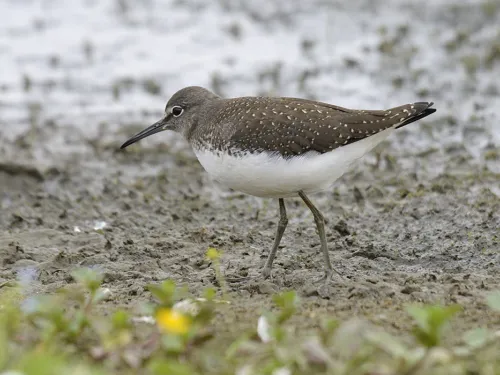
212,97 -> 435,158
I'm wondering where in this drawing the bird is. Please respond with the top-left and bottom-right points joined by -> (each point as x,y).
120,86 -> 436,280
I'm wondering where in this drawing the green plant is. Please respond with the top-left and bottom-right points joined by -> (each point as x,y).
1,267 -> 500,375
406,304 -> 462,348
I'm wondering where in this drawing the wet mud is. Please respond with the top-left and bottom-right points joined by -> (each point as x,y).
1,0 -> 499,335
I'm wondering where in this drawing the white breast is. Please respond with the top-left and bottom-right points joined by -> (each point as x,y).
193,128 -> 395,198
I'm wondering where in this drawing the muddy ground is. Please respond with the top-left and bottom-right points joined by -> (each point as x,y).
1,0 -> 499,336
1,118 -> 499,336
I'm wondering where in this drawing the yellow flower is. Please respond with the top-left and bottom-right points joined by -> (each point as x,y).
156,308 -> 190,335
206,247 -> 220,261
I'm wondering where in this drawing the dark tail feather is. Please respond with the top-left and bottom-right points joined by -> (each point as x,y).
396,102 -> 436,129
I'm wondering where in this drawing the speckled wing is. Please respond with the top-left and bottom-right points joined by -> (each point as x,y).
227,97 -> 435,158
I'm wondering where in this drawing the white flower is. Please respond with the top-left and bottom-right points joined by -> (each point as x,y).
235,364 -> 253,375
93,221 -> 107,230
257,315 -> 271,343
173,298 -> 201,316
272,367 -> 291,375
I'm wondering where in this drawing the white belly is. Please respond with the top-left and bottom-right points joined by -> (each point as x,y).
193,128 -> 395,198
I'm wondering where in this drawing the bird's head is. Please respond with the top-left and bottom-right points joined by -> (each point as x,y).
120,86 -> 219,149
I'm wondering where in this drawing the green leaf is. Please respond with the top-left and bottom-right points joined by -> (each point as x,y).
366,330 -> 409,358
68,309 -> 88,337
406,305 -> 429,333
319,318 -> 340,345
273,290 -> 297,309
17,352 -> 67,375
320,318 -> 340,334
486,290 -> 500,311
147,280 -> 180,306
161,334 -> 187,354
194,302 -> 215,325
406,304 -> 461,347
273,291 -> 298,323
203,287 -> 217,301
112,310 -> 131,330
71,268 -> 103,292
24,295 -> 65,320
225,333 -> 255,358
463,327 -> 489,349
0,321 -> 9,368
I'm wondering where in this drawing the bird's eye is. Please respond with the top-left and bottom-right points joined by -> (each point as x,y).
172,106 -> 184,117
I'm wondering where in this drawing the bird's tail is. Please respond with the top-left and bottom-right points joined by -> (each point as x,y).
395,102 -> 436,129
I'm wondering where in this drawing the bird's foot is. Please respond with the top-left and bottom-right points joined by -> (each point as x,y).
313,265 -> 342,284
225,267 -> 273,283
261,266 -> 273,281
225,274 -> 250,283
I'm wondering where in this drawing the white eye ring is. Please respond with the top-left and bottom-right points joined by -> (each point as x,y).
172,106 -> 184,117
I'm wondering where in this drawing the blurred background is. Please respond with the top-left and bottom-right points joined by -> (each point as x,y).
1,0 -> 499,169
0,0 -> 499,300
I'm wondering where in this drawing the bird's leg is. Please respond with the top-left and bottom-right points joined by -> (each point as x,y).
298,191 -> 339,282
262,198 -> 288,279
